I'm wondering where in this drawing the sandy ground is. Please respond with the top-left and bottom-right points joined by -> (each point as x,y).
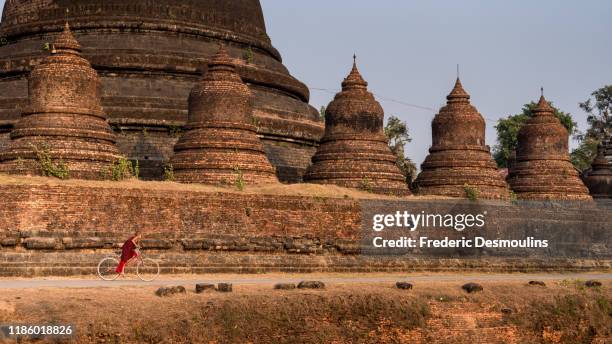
0,278 -> 610,343
0,272 -> 610,289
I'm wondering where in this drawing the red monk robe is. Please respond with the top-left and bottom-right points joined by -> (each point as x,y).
115,233 -> 141,273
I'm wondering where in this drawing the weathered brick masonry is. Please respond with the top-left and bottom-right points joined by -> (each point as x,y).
170,46 -> 278,185
415,79 -> 511,200
0,23 -> 123,179
583,144 -> 612,199
0,0 -> 324,181
508,95 -> 592,200
0,180 -> 609,276
304,60 -> 409,196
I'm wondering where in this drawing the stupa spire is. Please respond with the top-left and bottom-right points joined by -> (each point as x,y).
341,55 -> 368,90
208,44 -> 235,71
534,90 -> 555,116
447,77 -> 470,102
52,21 -> 82,55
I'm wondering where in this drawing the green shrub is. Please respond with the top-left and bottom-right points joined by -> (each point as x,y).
360,177 -> 373,193
29,143 -> 70,179
243,47 -> 254,64
509,190 -> 518,203
251,116 -> 260,128
234,166 -> 245,191
109,157 -> 139,181
463,184 -> 480,201
164,164 -> 175,181
168,125 -> 182,138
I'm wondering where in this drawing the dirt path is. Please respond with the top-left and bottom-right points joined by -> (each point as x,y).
0,272 -> 609,289
0,279 -> 610,343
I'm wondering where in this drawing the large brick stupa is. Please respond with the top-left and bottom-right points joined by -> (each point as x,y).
0,23 -> 122,179
508,94 -> 592,200
0,0 -> 323,181
170,46 -> 277,185
415,78 -> 511,199
303,59 -> 410,196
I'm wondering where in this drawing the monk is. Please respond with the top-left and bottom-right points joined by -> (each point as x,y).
115,230 -> 142,275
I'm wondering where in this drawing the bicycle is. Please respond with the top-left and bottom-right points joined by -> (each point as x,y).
97,248 -> 160,282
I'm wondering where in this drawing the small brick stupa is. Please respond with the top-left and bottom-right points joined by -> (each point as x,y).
508,93 -> 592,200
303,58 -> 409,196
582,144 -> 612,199
170,46 -> 277,185
604,137 -> 612,164
0,23 -> 122,179
415,78 -> 510,199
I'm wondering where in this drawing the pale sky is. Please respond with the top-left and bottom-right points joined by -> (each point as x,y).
261,0 -> 612,165
2,0 -> 611,166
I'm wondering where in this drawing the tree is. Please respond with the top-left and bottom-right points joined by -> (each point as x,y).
571,85 -> 612,172
384,116 -> 417,187
570,137 -> 600,172
493,101 -> 577,168
579,85 -> 612,140
319,106 -> 326,121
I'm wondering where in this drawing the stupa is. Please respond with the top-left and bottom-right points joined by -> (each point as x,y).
0,23 -> 122,179
507,93 -> 592,200
0,0 -> 323,181
582,144 -> 612,199
415,78 -> 510,199
170,46 -> 277,185
303,58 -> 409,196
604,137 -> 612,164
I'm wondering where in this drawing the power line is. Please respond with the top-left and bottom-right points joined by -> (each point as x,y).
310,87 -> 436,112
310,87 -> 499,123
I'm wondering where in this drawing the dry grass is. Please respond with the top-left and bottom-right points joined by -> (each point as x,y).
0,174 -> 447,199
0,173 -> 451,200
0,280 -> 609,343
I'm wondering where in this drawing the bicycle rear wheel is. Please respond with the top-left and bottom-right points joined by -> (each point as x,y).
136,258 -> 160,282
97,257 -> 120,281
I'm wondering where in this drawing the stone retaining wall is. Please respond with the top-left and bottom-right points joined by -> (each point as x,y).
0,181 -> 610,276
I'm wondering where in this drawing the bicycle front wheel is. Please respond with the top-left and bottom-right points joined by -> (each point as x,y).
97,257 -> 120,281
136,258 -> 160,282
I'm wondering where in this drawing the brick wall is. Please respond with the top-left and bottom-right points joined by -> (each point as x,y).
114,129 -> 179,180
0,183 -> 360,237
0,131 -> 10,152
0,181 -> 609,276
